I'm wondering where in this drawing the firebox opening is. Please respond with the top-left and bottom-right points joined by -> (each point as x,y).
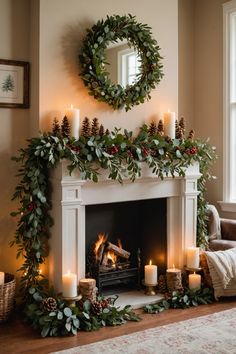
85,198 -> 167,294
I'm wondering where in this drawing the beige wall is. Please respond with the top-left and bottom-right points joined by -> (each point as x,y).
0,0 -> 30,276
38,0 -> 179,133
194,0 -> 232,217
178,0 -> 194,131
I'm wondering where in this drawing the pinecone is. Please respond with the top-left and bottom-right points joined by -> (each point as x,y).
91,300 -> 103,315
187,129 -> 195,141
105,128 -> 110,135
175,120 -> 179,137
41,297 -> 57,312
158,275 -> 167,293
52,118 -> 61,136
91,117 -> 99,136
100,298 -> 109,309
81,117 -> 91,138
179,117 -> 186,137
149,121 -> 157,136
61,116 -> 71,138
99,124 -> 105,137
165,136 -> 172,144
157,119 -> 164,136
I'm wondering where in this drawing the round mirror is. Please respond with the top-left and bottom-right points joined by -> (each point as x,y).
79,15 -> 164,111
104,40 -> 141,87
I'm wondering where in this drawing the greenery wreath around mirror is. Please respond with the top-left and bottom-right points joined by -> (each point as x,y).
79,14 -> 164,111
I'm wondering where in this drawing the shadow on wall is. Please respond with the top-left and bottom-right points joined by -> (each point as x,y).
60,19 -> 114,111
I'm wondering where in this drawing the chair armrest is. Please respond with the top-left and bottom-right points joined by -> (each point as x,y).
221,218 -> 236,241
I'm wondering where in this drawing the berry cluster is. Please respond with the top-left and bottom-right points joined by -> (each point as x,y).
185,147 -> 198,155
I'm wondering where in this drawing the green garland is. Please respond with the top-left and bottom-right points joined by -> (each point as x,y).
11,124 -> 216,336
144,287 -> 214,314
79,14 -> 164,111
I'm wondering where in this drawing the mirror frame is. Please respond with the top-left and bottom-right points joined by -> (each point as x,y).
79,14 -> 164,111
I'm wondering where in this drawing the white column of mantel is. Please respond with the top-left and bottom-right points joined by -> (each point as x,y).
167,176 -> 199,269
49,166 -> 86,293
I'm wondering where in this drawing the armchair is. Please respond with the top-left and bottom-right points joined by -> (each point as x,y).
207,204 -> 236,251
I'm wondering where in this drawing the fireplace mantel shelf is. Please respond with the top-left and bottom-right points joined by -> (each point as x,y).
49,161 -> 201,293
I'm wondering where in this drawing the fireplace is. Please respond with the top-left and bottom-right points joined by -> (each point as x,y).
85,198 -> 167,293
49,161 -> 200,294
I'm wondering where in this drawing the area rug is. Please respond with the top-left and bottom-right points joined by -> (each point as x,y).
52,308 -> 236,354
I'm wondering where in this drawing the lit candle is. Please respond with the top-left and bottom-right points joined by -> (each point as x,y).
189,272 -> 201,290
166,264 -> 182,291
145,260 -> 158,285
66,104 -> 80,139
62,270 -> 77,297
163,109 -> 176,139
0,272 -> 4,285
186,246 -> 200,269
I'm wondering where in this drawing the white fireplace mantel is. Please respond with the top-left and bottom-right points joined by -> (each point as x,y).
49,161 -> 201,293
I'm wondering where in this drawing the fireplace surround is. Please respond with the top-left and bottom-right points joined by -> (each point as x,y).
49,161 -> 200,293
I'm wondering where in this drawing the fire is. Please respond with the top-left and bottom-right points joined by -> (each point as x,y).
107,250 -> 117,265
94,233 -> 107,260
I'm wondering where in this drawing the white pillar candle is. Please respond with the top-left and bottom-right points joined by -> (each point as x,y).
145,260 -> 158,285
0,272 -> 4,285
163,110 -> 176,139
186,246 -> 200,269
189,272 -> 201,290
62,270 -> 77,297
66,104 -> 80,139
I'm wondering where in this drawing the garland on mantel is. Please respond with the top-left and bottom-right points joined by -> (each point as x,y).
10,119 -> 216,337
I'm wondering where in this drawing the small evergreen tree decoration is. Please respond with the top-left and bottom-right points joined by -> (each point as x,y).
81,117 -> 91,138
99,124 -> 105,136
91,117 -> 99,136
188,129 -> 195,141
52,118 -> 61,137
105,128 -> 110,135
179,117 -> 186,137
175,125 -> 182,139
148,121 -> 157,136
61,115 -> 70,138
2,74 -> 15,92
157,119 -> 164,136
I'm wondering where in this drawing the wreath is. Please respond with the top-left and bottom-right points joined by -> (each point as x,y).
79,14 -> 164,111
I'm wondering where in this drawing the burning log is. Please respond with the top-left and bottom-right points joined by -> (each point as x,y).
107,242 -> 130,260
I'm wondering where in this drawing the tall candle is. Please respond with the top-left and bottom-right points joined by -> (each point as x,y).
187,246 -> 200,269
164,110 -> 176,139
145,260 -> 158,285
0,272 -> 4,285
189,272 -> 201,290
66,104 -> 80,139
62,270 -> 77,297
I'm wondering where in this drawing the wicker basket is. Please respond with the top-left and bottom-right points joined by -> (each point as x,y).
0,273 -> 16,322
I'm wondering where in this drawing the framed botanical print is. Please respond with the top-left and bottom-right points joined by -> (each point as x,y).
0,59 -> 30,108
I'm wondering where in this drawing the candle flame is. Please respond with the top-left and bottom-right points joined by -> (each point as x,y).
70,104 -> 74,109
193,271 -> 196,275
149,260 -> 152,265
168,108 -> 170,113
67,270 -> 71,275
172,264 -> 175,269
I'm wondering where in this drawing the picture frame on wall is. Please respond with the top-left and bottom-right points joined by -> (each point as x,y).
0,59 -> 30,108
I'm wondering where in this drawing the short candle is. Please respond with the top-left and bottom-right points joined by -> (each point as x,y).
186,246 -> 200,269
62,270 -> 77,298
145,260 -> 157,285
189,272 -> 201,290
0,272 -> 4,285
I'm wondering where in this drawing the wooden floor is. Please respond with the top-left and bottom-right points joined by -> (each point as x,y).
1,298 -> 236,354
